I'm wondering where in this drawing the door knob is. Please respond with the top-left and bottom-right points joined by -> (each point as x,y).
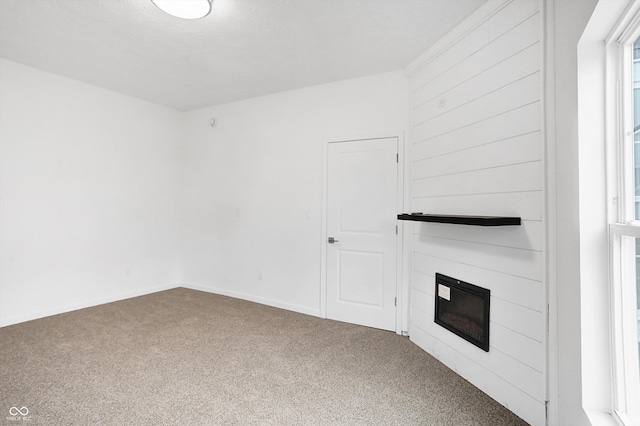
328,237 -> 339,244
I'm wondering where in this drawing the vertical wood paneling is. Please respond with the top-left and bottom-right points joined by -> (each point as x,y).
412,161 -> 542,198
412,101 -> 541,160
414,43 -> 541,124
413,72 -> 540,142
415,220 -> 543,251
412,190 -> 543,221
413,131 -> 541,180
410,325 -> 546,426
412,253 -> 542,312
414,234 -> 542,281
413,16 -> 541,107
407,1 -> 545,424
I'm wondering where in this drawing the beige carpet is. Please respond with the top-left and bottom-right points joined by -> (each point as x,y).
0,288 -> 528,425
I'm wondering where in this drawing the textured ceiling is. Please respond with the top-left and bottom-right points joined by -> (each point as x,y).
0,0 -> 487,111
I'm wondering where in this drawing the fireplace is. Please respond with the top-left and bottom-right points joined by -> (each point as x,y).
434,273 -> 490,352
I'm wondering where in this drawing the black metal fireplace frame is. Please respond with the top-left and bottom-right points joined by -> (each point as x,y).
434,273 -> 490,352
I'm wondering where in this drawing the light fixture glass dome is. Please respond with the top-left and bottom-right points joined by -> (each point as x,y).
151,0 -> 212,20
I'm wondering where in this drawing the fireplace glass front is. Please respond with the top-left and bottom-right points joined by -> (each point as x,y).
434,273 -> 490,352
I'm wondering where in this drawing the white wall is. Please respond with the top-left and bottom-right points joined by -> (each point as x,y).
406,1 -> 545,424
572,0 -> 620,424
546,0 -> 600,424
179,71 -> 409,316
0,3 -> 608,423
0,58 -> 182,326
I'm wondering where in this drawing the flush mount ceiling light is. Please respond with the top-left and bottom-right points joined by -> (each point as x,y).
151,0 -> 212,19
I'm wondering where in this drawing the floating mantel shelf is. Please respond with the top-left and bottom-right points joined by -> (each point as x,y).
397,213 -> 521,227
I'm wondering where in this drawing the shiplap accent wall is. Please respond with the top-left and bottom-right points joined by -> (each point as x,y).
406,1 -> 544,425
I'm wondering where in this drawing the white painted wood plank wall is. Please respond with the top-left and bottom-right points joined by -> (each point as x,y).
406,1 -> 544,425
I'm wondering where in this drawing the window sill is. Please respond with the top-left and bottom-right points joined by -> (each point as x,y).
585,409 -> 626,426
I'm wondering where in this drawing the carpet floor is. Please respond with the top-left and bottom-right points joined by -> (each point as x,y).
0,288 -> 528,425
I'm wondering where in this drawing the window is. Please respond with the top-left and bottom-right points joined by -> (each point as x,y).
634,38 -> 640,219
609,26 -> 640,426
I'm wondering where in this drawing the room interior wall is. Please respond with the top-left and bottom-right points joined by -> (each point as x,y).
0,58 -> 182,326
0,2 -> 605,423
554,0 -> 608,424
405,1 -> 545,424
179,71 -> 410,316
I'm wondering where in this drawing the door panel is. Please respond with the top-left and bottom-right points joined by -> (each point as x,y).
326,137 -> 398,331
338,250 -> 384,306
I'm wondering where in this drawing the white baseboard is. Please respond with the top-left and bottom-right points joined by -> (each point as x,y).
0,283 -> 179,327
179,282 -> 322,319
1,282 -> 323,328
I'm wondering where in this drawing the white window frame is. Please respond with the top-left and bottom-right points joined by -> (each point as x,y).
609,228 -> 640,426
607,5 -> 640,425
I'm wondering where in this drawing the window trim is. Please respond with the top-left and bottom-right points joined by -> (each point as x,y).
608,228 -> 640,424
606,4 -> 640,423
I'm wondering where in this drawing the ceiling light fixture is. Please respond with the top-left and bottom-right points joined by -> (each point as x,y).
151,0 -> 213,20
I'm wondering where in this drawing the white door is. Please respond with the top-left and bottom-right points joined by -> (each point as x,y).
326,137 -> 398,331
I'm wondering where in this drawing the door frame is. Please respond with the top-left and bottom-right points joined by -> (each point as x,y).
320,132 -> 409,335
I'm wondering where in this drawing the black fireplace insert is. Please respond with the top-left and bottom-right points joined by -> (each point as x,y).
434,273 -> 490,352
